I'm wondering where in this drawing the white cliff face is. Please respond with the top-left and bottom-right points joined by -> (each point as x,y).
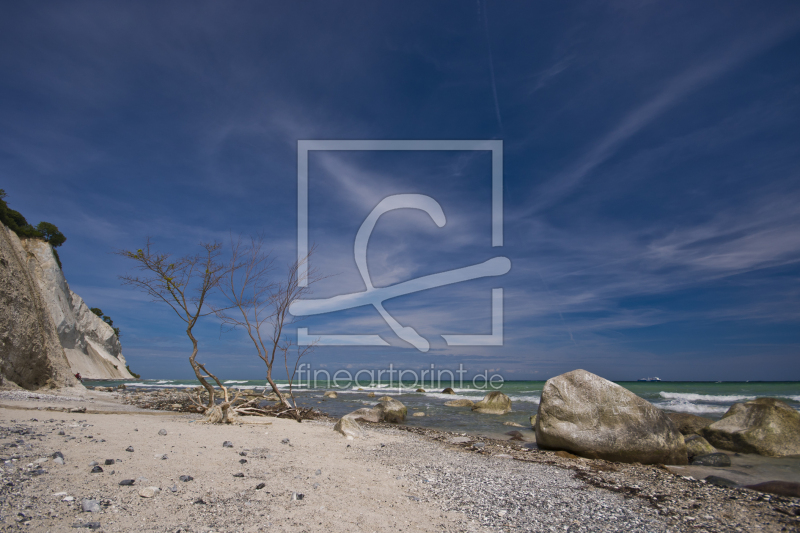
20,237 -> 134,381
0,225 -> 75,389
0,223 -> 133,387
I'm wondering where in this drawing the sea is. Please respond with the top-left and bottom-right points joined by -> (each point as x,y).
84,378 -> 800,440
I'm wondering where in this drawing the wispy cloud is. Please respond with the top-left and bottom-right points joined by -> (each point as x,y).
525,15 -> 800,214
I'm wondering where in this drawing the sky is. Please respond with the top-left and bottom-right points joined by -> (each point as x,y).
2,1 -> 799,382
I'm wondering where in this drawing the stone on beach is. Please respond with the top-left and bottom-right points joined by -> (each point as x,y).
333,416 -> 364,439
376,397 -> 407,423
323,391 -> 338,399
81,499 -> 100,513
504,421 -> 524,427
412,412 -> 425,417
471,391 -> 511,415
534,369 -> 688,465
685,434 -> 715,458
666,412 -> 715,436
138,486 -> 160,498
444,399 -> 474,407
700,398 -> 800,457
367,392 -> 376,397
705,475 -> 738,488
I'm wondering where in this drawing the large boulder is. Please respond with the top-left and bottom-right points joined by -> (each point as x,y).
534,369 -> 688,465
376,398 -> 407,423
666,413 -> 715,436
700,398 -> 800,457
333,416 -> 363,439
444,399 -> 474,407
471,391 -> 511,415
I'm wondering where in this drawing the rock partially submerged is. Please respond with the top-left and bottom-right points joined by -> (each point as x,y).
441,388 -> 456,394
666,413 -> 715,436
535,369 -> 688,465
323,391 -> 338,399
335,397 -> 409,434
743,480 -> 800,498
471,391 -> 511,415
377,397 -> 407,423
444,399 -> 474,407
701,398 -> 800,457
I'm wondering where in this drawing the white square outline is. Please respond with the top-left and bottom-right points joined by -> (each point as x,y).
297,140 -> 503,347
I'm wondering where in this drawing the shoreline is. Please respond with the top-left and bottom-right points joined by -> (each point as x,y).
0,389 -> 798,532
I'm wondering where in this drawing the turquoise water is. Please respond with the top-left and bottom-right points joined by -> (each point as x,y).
85,378 -> 800,440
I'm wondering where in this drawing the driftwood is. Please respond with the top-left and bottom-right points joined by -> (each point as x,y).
188,389 -> 318,421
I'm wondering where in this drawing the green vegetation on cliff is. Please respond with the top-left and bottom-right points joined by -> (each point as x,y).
90,307 -> 121,337
0,189 -> 66,267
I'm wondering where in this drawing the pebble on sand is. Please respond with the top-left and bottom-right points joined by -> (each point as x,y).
81,499 -> 100,513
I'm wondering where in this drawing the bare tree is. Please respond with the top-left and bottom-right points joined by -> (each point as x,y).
117,238 -> 239,422
215,236 -> 317,421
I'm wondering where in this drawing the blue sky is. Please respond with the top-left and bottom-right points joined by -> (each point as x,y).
2,1 -> 799,381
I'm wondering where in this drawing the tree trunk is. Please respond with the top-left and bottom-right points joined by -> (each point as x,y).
187,328 -> 215,409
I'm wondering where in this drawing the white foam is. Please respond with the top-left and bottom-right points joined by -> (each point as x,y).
659,392 -> 756,403
655,400 -> 729,415
127,383 -> 198,389
223,380 -> 248,384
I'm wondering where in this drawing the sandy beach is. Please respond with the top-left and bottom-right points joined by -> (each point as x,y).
0,389 -> 798,532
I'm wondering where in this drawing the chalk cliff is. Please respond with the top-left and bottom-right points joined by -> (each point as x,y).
0,223 -> 133,388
